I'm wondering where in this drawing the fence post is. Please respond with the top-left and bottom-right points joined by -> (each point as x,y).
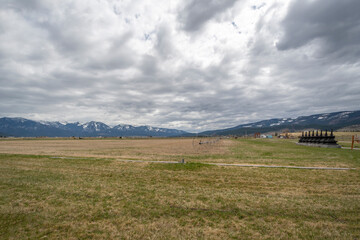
351,135 -> 354,150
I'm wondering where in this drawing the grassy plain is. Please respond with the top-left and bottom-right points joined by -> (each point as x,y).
0,137 -> 359,239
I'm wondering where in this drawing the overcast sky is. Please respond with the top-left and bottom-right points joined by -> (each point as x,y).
1,0 -> 359,132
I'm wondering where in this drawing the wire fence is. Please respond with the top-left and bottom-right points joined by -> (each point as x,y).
335,135 -> 359,141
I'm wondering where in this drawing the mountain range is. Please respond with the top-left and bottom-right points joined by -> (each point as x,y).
199,110 -> 360,136
0,110 -> 359,137
0,118 -> 187,137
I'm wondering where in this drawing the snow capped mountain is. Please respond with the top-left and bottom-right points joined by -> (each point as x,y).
10,117 -> 28,123
0,118 -> 188,137
229,111 -> 358,129
110,124 -> 185,136
81,121 -> 111,132
200,110 -> 360,136
40,121 -> 65,128
113,124 -> 135,130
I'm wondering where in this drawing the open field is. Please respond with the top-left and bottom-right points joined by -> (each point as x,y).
0,138 -> 360,239
0,138 -> 232,162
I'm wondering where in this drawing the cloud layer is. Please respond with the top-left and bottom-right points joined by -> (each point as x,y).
1,0 -> 359,132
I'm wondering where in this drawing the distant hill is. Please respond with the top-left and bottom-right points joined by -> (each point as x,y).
0,118 -> 188,137
199,110 -> 360,136
337,124 -> 360,132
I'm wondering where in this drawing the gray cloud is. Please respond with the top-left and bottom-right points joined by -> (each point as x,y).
178,0 -> 239,32
277,0 -> 360,62
155,24 -> 176,59
140,55 -> 158,76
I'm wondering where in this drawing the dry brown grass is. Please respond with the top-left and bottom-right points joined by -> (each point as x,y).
0,137 -> 359,167
0,138 -> 232,161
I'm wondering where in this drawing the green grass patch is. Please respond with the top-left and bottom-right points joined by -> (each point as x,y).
148,162 -> 214,171
229,138 -> 360,168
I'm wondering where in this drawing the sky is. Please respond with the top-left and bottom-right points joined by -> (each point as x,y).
0,0 -> 359,132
